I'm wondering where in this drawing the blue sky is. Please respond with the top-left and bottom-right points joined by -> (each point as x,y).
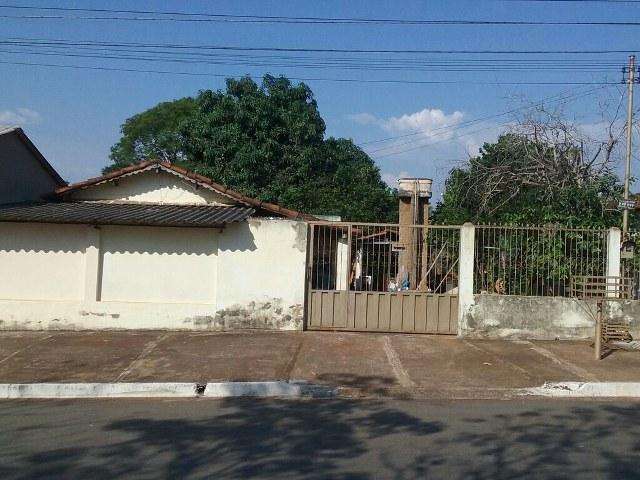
1,0 -> 639,200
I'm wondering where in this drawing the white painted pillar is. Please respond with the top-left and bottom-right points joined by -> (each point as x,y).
458,222 -> 475,336
606,227 -> 622,298
606,227 -> 621,278
335,235 -> 349,290
82,226 -> 102,302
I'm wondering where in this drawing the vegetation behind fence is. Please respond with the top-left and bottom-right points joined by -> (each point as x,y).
309,222 -> 460,293
309,222 -> 634,298
474,225 -> 609,297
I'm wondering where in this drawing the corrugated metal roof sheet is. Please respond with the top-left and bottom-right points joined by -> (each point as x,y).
54,160 -> 315,220
0,202 -> 255,227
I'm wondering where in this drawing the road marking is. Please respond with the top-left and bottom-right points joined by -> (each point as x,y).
115,333 -> 170,382
462,339 -> 533,379
524,341 -> 599,382
0,334 -> 54,366
382,336 -> 415,388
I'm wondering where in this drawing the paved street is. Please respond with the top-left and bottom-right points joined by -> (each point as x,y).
1,398 -> 639,479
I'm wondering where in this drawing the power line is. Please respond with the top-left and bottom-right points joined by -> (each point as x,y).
1,4 -> 640,26
367,87 -> 610,158
2,36 -> 636,55
0,46 -> 625,73
360,86 -> 609,146
1,43 -> 627,65
0,59 -> 620,85
2,42 -> 628,65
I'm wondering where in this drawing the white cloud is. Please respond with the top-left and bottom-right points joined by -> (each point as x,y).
0,108 -> 41,127
350,107 -> 498,159
348,107 -> 465,141
347,107 -> 507,199
381,108 -> 465,141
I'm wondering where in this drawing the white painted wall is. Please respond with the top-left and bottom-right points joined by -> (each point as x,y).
69,170 -> 236,205
0,223 -> 86,301
0,218 -> 308,330
217,218 -> 308,310
99,226 -> 218,304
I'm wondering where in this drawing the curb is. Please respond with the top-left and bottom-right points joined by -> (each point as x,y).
521,382 -> 640,398
204,381 -> 335,398
0,381 -> 335,399
0,382 -> 200,399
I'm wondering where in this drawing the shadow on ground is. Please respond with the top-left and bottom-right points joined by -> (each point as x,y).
315,372 -> 400,397
1,376 -> 640,479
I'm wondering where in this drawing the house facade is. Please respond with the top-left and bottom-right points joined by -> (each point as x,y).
0,161 -> 309,330
0,127 -> 66,204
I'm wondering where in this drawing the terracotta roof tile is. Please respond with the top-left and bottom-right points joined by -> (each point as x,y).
55,161 -> 314,220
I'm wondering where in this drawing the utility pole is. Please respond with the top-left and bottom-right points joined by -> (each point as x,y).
622,55 -> 637,238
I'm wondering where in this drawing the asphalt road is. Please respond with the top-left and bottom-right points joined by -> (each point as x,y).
1,398 -> 639,479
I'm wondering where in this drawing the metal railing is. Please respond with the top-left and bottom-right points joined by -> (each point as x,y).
309,222 -> 461,293
474,225 -> 609,297
570,275 -> 633,299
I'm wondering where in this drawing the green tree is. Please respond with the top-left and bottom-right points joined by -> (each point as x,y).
106,75 -> 396,222
432,133 -> 623,228
433,132 -> 628,295
109,97 -> 197,170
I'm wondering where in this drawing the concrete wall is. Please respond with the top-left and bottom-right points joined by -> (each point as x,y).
455,224 -> 640,340
99,226 -> 218,303
0,223 -> 86,301
213,219 -> 307,330
462,294 -> 640,340
69,171 -> 235,205
0,219 -> 307,331
0,132 -> 61,204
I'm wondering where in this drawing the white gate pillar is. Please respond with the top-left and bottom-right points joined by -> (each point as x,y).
606,227 -> 621,278
335,234 -> 349,291
606,227 -> 622,298
458,222 -> 475,336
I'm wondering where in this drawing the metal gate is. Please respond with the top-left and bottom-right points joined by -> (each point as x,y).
306,222 -> 460,334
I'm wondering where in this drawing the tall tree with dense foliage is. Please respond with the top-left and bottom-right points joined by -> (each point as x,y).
109,97 -> 197,170
432,129 -> 627,296
433,107 -> 626,228
107,75 -> 396,222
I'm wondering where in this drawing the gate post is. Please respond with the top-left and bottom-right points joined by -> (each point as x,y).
606,227 -> 621,279
458,223 -> 475,336
606,227 -> 622,299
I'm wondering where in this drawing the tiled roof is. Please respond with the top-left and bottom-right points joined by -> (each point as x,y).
54,160 -> 314,220
0,202 -> 255,228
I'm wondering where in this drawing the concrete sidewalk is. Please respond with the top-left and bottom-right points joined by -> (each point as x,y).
1,330 -> 640,398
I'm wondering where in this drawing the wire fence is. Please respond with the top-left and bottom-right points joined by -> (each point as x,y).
309,222 -> 460,293
474,225 -> 609,297
309,222 -> 635,299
